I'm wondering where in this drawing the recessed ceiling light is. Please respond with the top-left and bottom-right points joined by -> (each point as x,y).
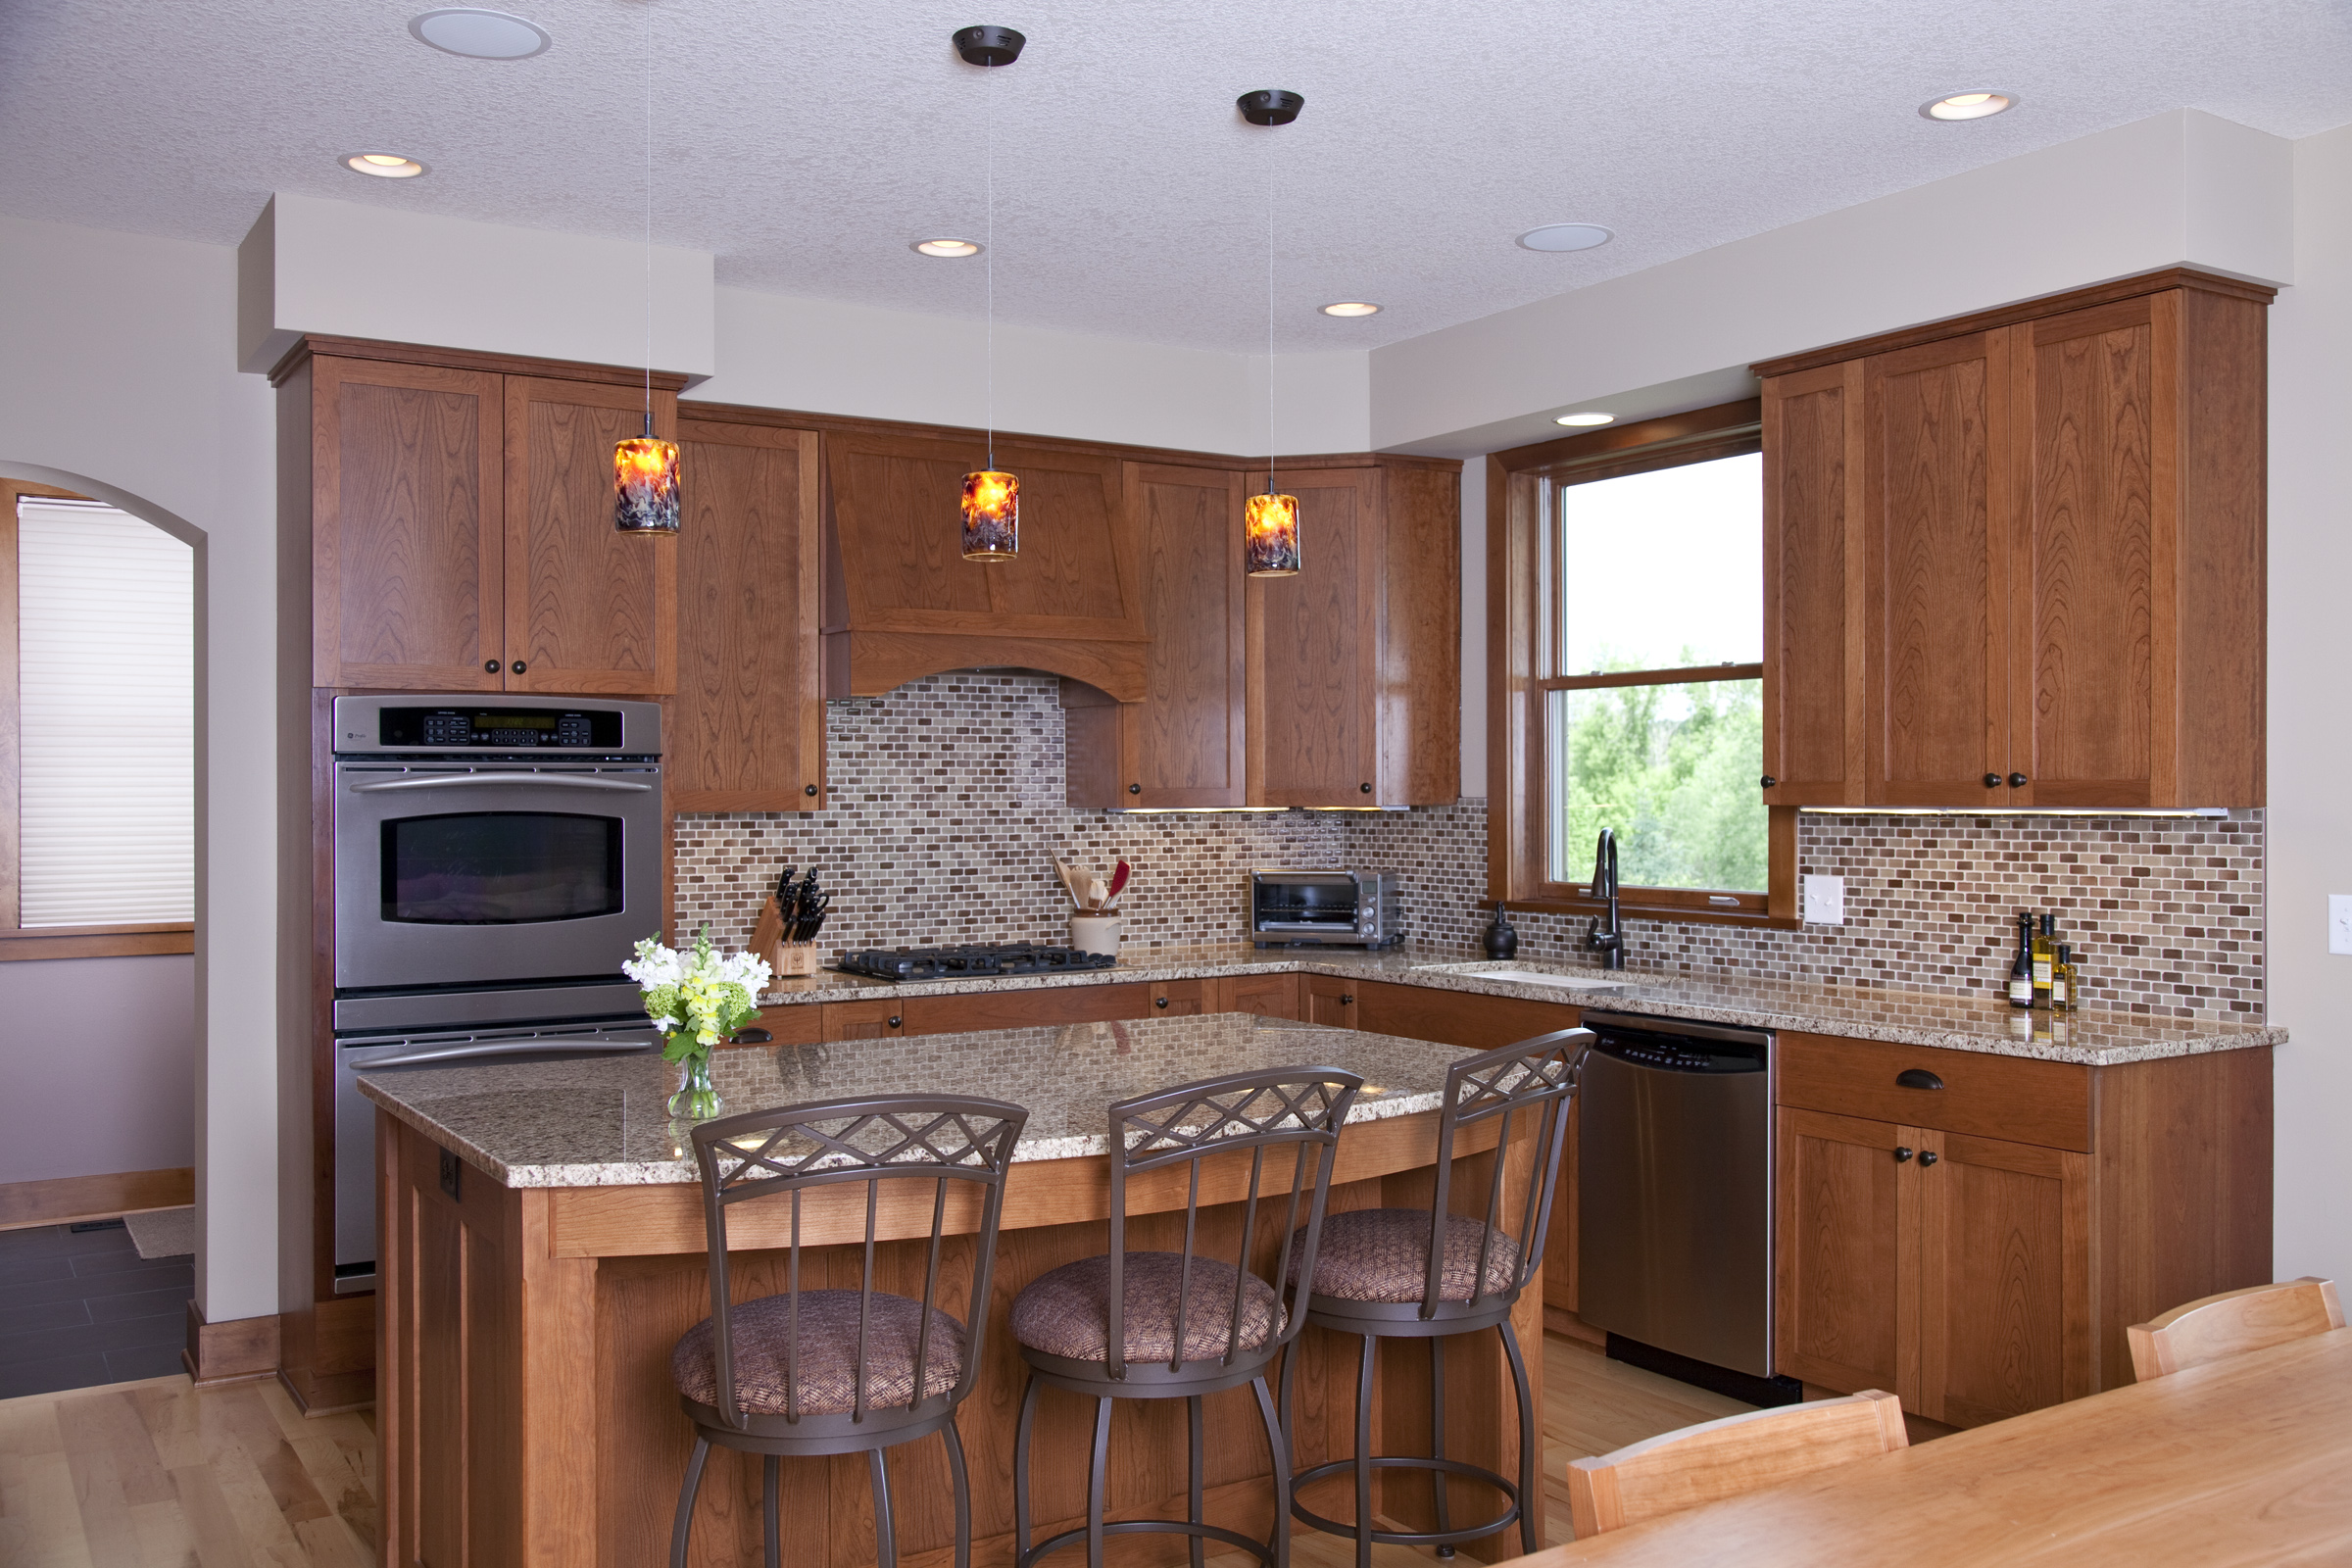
1517,222 -> 1613,253
1920,91 -> 2016,122
1320,302 -> 1381,318
912,237 -> 982,258
344,152 -> 428,178
1554,413 -> 1615,427
409,9 -> 551,59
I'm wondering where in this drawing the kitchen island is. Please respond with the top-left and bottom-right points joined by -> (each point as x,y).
362,1012 -> 1552,1568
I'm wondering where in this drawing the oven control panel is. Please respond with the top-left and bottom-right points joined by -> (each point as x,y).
333,695 -> 661,757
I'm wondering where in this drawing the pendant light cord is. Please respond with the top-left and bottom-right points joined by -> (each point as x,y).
1265,135 -> 1275,494
642,0 -> 654,435
986,63 -> 997,471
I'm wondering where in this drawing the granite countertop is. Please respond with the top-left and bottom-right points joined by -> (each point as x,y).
760,943 -> 2283,1068
358,1013 -> 1482,1189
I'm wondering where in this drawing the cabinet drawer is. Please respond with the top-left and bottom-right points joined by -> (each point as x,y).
1775,1032 -> 2091,1152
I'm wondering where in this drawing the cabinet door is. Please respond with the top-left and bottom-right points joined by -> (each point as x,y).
670,419 -> 823,810
1776,1107 -> 1913,1398
1863,331 -> 2014,806
2011,298 -> 2160,807
1129,464 -> 1248,807
1218,972 -> 1301,1020
1248,467 -> 1383,806
1915,1129 -> 2090,1427
1302,973 -> 1360,1029
1150,980 -> 1206,1017
310,357 -> 505,691
502,376 -> 676,694
1761,363 -> 1864,805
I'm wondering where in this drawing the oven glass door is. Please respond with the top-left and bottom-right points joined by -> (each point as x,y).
335,764 -> 662,989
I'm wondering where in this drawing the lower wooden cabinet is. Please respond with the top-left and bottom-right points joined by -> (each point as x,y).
1302,974 -> 1360,1028
1215,972 -> 1301,1019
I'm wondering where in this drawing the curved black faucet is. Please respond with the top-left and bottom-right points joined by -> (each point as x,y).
1589,828 -> 1624,969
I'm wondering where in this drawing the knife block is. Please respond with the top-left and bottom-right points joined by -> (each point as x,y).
752,897 -> 820,976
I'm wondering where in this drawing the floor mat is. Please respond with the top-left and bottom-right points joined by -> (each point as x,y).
123,1206 -> 195,1259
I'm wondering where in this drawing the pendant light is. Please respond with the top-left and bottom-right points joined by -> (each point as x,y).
1240,89 -> 1303,577
955,24 -> 1026,561
614,0 -> 680,535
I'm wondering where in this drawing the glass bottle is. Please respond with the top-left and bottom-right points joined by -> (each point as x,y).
2032,913 -> 2057,1007
2007,912 -> 2034,1008
2051,944 -> 2077,1013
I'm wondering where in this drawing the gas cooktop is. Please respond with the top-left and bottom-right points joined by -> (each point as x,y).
829,943 -> 1120,984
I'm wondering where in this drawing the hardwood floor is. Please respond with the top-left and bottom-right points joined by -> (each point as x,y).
0,1335 -> 1741,1565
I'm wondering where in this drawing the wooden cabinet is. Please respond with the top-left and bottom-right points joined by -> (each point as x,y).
1063,463 -> 1248,808
1214,972 -> 1302,1020
1756,270 -> 2271,808
286,343 -> 679,695
1247,461 -> 1460,808
1150,979 -> 1206,1016
1775,1030 -> 2263,1426
670,417 -> 824,810
1301,973 -> 1360,1028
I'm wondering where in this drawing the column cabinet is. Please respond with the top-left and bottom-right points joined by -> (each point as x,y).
1756,270 -> 2270,809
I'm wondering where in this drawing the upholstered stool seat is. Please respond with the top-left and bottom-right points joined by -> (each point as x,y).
1011,1252 -> 1283,1364
1288,1209 -> 1522,1305
673,1290 -> 967,1417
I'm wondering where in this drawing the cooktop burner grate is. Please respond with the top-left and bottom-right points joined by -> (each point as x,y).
830,943 -> 1120,983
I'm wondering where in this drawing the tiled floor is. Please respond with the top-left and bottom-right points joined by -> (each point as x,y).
0,1219 -> 192,1399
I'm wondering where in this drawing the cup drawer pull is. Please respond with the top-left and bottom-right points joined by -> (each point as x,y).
1895,1067 -> 1946,1091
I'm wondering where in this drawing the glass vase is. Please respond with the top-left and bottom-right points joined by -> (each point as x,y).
668,1052 -> 722,1120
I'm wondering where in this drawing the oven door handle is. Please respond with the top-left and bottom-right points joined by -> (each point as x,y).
349,773 -> 654,793
349,1037 -> 659,1069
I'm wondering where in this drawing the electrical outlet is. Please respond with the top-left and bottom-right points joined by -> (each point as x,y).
2330,895 -> 2352,956
1803,874 -> 1844,925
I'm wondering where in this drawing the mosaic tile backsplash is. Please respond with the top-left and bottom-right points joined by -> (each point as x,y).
672,672 -> 2264,1020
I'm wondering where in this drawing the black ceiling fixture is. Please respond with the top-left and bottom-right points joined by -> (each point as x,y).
1237,88 -> 1303,126
953,24 -> 1025,66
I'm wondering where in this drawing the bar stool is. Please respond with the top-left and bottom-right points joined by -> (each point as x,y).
1007,1066 -> 1364,1568
668,1094 -> 1028,1568
1280,1030 -> 1588,1563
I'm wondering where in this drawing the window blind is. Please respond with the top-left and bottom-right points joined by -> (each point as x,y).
16,499 -> 195,927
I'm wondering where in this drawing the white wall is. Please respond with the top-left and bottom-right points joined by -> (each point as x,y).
0,956 -> 195,1184
1377,111 -> 2295,457
2264,120 -> 2352,1287
0,213 -> 278,1325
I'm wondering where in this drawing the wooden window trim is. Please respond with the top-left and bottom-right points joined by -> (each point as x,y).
1486,400 -> 1798,927
0,479 -> 197,961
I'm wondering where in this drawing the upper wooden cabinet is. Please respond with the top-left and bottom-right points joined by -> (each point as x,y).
1247,460 -> 1460,808
1064,463 -> 1248,808
283,342 -> 679,695
1756,270 -> 2270,808
824,428 -> 1147,701
670,416 -> 823,811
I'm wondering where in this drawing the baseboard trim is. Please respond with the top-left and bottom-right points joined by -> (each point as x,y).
0,1166 -> 194,1231
183,1300 -> 279,1387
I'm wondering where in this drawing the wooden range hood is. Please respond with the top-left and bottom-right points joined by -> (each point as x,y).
822,424 -> 1148,701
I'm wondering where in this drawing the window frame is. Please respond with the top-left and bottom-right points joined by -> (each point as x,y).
0,478 -> 195,960
1486,400 -> 1798,928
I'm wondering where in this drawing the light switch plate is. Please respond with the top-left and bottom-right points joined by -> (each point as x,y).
1803,874 -> 1845,926
2330,895 -> 2352,956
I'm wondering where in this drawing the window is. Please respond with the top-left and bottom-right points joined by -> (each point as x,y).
2,479 -> 195,958
1489,402 -> 1794,924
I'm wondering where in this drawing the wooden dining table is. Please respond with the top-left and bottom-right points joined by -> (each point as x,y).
1511,1328 -> 2352,1565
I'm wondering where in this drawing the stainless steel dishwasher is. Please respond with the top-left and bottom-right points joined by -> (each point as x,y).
1576,1009 -> 1784,1389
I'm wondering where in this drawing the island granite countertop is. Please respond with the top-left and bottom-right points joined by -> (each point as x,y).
358,1013 -> 1492,1188
757,943 -> 2283,1069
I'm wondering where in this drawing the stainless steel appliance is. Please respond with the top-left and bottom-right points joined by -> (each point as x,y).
331,695 -> 663,991
1576,1010 -> 1781,1384
1250,868 -> 1404,948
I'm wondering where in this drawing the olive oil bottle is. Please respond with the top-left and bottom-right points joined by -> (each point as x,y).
2051,944 -> 2078,1012
2032,913 -> 2058,1006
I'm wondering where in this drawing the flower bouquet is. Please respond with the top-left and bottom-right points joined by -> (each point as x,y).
624,926 -> 773,1119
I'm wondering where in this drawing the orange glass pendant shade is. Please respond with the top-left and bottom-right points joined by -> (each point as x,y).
1245,492 -> 1300,576
961,469 -> 1019,561
613,436 -> 681,534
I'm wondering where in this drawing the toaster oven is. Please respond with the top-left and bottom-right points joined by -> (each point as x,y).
1250,868 -> 1405,948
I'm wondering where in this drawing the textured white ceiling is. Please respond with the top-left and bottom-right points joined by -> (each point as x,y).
4,0 -> 2348,354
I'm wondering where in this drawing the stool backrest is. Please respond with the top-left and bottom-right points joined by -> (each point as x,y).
2128,1276 -> 2345,1381
1566,1389 -> 1908,1536
690,1094 -> 1028,1428
1420,1028 -> 1589,1318
1104,1066 -> 1363,1378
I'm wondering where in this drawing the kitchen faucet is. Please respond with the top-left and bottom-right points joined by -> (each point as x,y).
1589,828 -> 1624,969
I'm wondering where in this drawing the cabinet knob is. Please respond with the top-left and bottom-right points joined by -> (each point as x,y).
805,784 -> 818,797
2007,772 -> 2028,788
1154,997 -> 1168,1008
1760,775 -> 1779,789
1983,772 -> 2002,788
1359,783 -> 1373,795
511,660 -> 527,674
887,1015 -> 902,1030
1919,1150 -> 1939,1168
484,659 -> 500,674
1129,783 -> 1142,795
1893,1146 -> 1913,1163
1339,994 -> 1354,1005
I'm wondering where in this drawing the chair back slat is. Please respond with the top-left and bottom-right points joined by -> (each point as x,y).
2128,1276 -> 2345,1380
1418,1030 -> 1589,1319
691,1094 -> 1027,1429
1566,1390 -> 1908,1537
1102,1066 -> 1362,1378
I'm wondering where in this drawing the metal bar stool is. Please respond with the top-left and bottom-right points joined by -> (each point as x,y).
1007,1066 -> 1364,1568
1280,1029 -> 1588,1563
669,1094 -> 1029,1568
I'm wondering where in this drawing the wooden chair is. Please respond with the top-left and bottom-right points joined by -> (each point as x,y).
2128,1277 -> 2345,1382
1565,1390 -> 1907,1538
